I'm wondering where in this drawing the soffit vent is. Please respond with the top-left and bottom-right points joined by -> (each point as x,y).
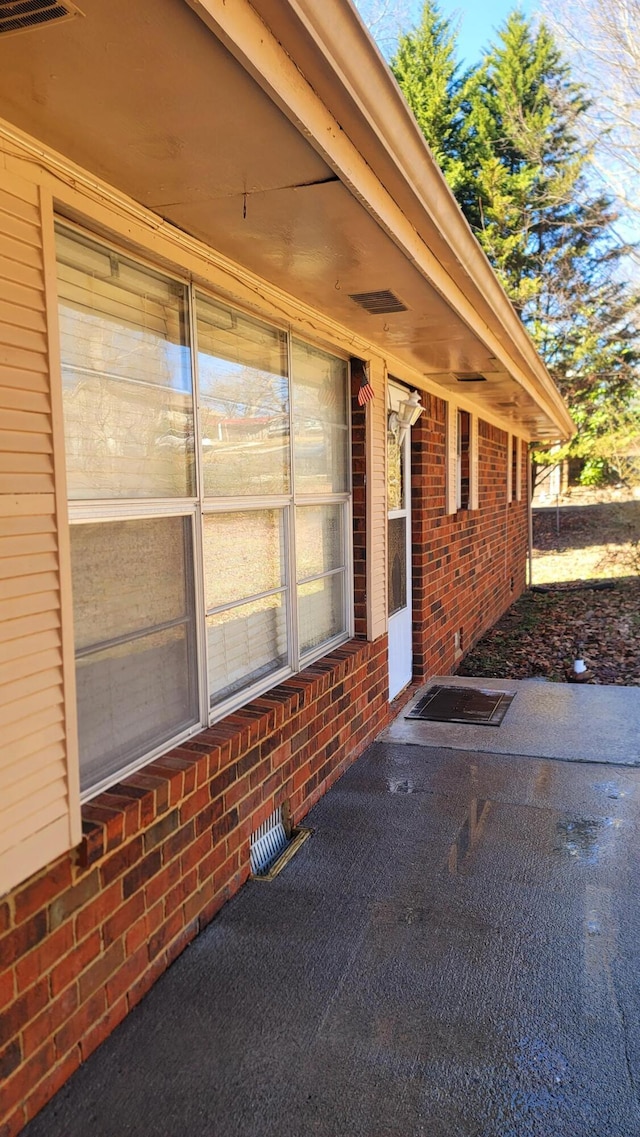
455,372 -> 487,382
0,0 -> 83,38
349,289 -> 408,315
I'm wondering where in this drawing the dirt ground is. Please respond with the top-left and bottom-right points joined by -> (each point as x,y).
458,496 -> 640,686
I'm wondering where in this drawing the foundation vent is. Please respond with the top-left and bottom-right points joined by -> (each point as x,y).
250,807 -> 289,876
349,289 -> 408,315
0,0 -> 83,37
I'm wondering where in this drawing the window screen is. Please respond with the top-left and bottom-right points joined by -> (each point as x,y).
196,295 -> 290,498
56,228 -> 194,499
70,517 -> 199,792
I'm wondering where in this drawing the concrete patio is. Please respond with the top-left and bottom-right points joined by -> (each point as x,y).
23,679 -> 640,1136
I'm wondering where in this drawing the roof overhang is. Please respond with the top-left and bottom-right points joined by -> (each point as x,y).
0,0 -> 573,440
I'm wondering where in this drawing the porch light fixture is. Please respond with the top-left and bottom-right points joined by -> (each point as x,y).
388,390 -> 424,444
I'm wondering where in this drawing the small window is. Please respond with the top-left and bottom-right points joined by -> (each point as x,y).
511,436 -> 520,502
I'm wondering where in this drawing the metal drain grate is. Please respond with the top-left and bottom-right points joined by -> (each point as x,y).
250,807 -> 289,876
406,685 -> 515,726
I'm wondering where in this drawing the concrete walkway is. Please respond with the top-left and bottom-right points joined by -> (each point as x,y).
24,682 -> 640,1137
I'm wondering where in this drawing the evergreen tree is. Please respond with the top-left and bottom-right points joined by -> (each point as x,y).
390,2 -> 466,191
393,6 -> 639,475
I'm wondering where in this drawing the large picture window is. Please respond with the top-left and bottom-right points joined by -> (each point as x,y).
57,225 -> 352,796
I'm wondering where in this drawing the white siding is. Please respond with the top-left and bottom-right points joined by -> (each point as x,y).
0,169 -> 80,896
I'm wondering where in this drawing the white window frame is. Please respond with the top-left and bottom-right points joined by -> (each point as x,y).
57,221 -> 354,794
507,434 -> 522,503
447,403 -> 478,513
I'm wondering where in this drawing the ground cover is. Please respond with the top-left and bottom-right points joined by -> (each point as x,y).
458,496 -> 640,685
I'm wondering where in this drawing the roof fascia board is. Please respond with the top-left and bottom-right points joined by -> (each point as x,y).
185,0 -> 573,439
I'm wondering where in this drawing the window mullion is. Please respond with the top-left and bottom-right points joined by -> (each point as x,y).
287,330 -> 299,670
188,284 -> 210,731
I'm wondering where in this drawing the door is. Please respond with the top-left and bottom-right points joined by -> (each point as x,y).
387,381 -> 413,699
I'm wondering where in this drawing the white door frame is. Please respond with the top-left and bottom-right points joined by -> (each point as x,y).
387,381 -> 413,700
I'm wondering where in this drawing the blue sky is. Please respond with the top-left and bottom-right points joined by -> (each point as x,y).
435,1 -> 541,64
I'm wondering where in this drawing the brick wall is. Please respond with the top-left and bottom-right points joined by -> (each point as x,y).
0,386 -> 532,1135
0,636 -> 390,1136
411,396 -> 528,677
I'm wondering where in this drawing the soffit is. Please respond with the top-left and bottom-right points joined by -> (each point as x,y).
0,0 -> 564,438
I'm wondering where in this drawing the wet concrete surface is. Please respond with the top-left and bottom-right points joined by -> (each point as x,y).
24,744 -> 640,1137
384,676 -> 640,765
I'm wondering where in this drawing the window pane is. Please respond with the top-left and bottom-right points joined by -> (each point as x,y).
296,505 -> 344,582
387,430 -> 404,512
203,510 -> 286,611
70,517 -> 192,651
56,227 -> 194,499
388,516 -> 407,616
70,516 -> 199,793
208,594 -> 288,705
291,340 -> 348,493
196,295 -> 290,496
77,625 -> 198,793
298,574 -> 345,654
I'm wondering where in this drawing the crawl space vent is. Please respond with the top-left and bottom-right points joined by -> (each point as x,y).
406,685 -> 515,726
250,807 -> 288,876
250,807 -> 313,880
349,290 -> 408,315
0,0 -> 83,37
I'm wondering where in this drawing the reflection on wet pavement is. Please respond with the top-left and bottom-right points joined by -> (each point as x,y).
448,797 -> 492,873
555,816 -> 621,863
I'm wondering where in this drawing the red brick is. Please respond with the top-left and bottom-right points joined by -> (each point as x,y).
22,984 -> 78,1059
49,870 -> 100,931
99,836 -> 144,887
15,920 -> 74,993
13,859 -> 72,926
75,880 -> 122,940
124,912 -> 149,956
148,910 -> 183,962
104,945 -> 147,1008
0,1039 -> 21,1080
54,988 -> 106,1058
0,1038 -> 55,1121
144,857 -> 181,909
122,849 -> 162,899
78,940 -> 125,1004
0,968 -> 15,1012
142,808 -> 179,852
23,1047 -> 82,1124
102,891 -> 145,948
0,912 -> 47,968
50,930 -> 101,997
126,953 -> 166,1011
179,785 -> 209,824
80,996 -> 129,1063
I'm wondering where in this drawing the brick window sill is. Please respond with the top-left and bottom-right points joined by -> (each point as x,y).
77,639 -> 377,870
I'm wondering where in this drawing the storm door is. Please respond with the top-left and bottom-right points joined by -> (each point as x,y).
387,381 -> 413,698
